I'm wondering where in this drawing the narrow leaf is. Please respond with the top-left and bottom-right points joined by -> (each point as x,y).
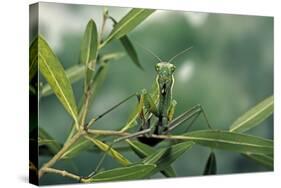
143,142 -> 193,167
109,16 -> 142,69
38,36 -> 78,123
41,64 -> 86,97
203,152 -> 217,175
29,37 -> 38,82
127,140 -> 154,158
101,8 -> 155,47
85,136 -> 131,166
100,52 -> 125,62
84,164 -> 156,182
127,140 -> 177,177
142,142 -> 193,176
80,19 -> 98,85
120,36 -> 142,69
182,130 -> 273,154
230,96 -> 273,133
243,153 -> 273,169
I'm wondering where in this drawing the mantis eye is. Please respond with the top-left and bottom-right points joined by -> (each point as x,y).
155,64 -> 160,71
171,65 -> 176,72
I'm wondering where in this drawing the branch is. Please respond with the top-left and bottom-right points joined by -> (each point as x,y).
38,128 -> 192,179
87,129 -> 130,137
86,129 -> 195,141
38,131 -> 83,178
43,167 -> 85,182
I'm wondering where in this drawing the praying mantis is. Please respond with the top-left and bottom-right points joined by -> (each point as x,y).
82,46 -> 213,179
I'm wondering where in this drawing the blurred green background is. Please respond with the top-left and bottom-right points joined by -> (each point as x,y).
31,2 -> 273,185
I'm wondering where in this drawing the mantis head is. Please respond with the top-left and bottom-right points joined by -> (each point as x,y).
155,62 -> 176,78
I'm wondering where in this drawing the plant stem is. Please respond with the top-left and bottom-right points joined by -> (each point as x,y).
38,131 -> 83,178
38,127 -> 195,179
87,129 -> 130,137
80,88 -> 92,127
43,167 -> 85,182
151,134 -> 196,141
86,129 -> 195,141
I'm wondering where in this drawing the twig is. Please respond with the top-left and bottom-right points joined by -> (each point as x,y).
43,167 -> 84,182
38,131 -> 83,178
38,127 -> 194,179
87,129 -> 196,141
80,89 -> 92,128
87,129 -> 130,137
151,134 -> 196,141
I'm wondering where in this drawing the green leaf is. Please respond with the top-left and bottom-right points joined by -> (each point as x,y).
100,52 -> 125,62
127,140 -> 176,177
29,37 -> 38,82
127,140 -> 154,158
230,96 -> 273,133
41,64 -> 86,97
84,164 -> 156,182
143,142 -> 193,175
80,19 -> 98,85
120,94 -> 144,132
120,36 -> 142,69
182,130 -> 273,154
243,153 -> 273,169
39,128 -> 61,155
101,8 -> 155,48
38,36 -> 78,123
203,152 -> 217,175
61,138 -> 91,159
85,136 -> 131,166
108,16 -> 142,69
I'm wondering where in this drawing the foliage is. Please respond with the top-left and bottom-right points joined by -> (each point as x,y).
30,8 -> 274,184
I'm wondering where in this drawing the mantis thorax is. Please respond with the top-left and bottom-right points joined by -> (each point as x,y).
155,62 -> 175,117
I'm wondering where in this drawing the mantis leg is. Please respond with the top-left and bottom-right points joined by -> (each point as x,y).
83,128 -> 153,179
86,93 -> 136,128
164,104 -> 212,134
167,100 -> 177,122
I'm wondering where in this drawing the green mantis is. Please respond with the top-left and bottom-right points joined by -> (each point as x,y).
82,46 -> 213,179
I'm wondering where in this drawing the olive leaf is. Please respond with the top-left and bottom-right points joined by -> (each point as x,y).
203,152 -> 217,175
100,8 -> 155,48
127,140 -> 176,177
230,96 -> 273,133
120,35 -> 143,70
84,164 -> 156,182
80,19 -> 98,86
41,64 -> 85,97
38,36 -> 78,124
85,136 -> 131,166
142,141 -> 193,175
182,130 -> 273,155
108,16 -> 142,69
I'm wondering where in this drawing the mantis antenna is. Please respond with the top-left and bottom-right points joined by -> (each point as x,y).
168,46 -> 193,63
134,41 -> 192,63
134,42 -> 163,62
